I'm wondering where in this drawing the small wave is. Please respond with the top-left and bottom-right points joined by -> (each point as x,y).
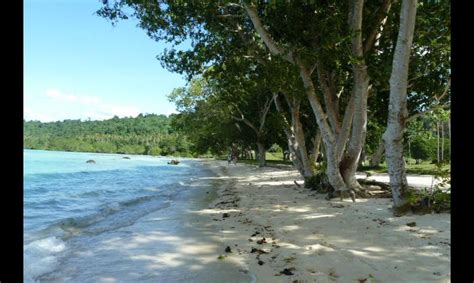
120,195 -> 155,207
41,194 -> 170,238
78,190 -> 101,197
24,237 -> 66,283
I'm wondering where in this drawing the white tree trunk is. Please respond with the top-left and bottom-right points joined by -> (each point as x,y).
448,119 -> 451,139
382,0 -> 417,213
441,121 -> 444,161
311,130 -> 322,168
340,0 -> 369,191
257,141 -> 266,167
289,100 -> 313,178
274,94 -> 306,176
437,121 -> 440,162
408,139 -> 411,160
358,148 -> 365,167
298,65 -> 353,200
336,94 -> 355,163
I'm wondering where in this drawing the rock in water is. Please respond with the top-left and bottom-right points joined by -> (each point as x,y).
86,160 -> 96,164
167,160 -> 180,165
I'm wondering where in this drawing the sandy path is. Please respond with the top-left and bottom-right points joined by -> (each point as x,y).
355,172 -> 443,189
202,161 -> 450,283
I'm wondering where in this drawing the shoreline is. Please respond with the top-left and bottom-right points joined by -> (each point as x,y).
200,160 -> 450,282
35,158 -> 254,283
32,159 -> 450,282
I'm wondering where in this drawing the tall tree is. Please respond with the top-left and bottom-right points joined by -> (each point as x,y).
382,0 -> 418,214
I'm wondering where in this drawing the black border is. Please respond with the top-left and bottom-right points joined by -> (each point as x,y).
8,0 -> 465,282
2,0 -> 23,281
450,0 -> 472,281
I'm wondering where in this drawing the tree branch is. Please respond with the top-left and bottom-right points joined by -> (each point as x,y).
363,0 -> 392,54
244,4 -> 295,63
259,94 -> 277,132
436,77 -> 451,102
406,104 -> 450,123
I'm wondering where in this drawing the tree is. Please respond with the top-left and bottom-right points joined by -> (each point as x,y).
367,0 -> 450,167
97,0 -> 449,202
382,0 -> 418,214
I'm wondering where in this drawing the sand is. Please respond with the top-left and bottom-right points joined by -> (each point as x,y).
38,168 -> 255,283
39,160 -> 450,282
200,160 -> 450,283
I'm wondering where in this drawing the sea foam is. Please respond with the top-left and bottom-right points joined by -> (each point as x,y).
24,237 -> 66,283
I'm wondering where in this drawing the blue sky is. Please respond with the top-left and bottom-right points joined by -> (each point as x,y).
24,0 -> 188,122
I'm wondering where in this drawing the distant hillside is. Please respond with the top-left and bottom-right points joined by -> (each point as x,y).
24,114 -> 193,156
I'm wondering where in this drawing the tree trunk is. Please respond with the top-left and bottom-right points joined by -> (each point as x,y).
257,141 -> 266,167
290,101 -> 313,178
408,139 -> 411,160
340,0 -> 369,192
382,0 -> 417,214
298,65 -> 354,200
358,148 -> 365,168
273,94 -> 305,175
441,122 -> 444,161
371,139 -> 385,167
437,121 -> 440,162
448,119 -> 451,139
311,130 -> 322,168
336,94 -> 355,163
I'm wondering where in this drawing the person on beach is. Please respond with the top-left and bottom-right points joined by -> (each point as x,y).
227,152 -> 232,165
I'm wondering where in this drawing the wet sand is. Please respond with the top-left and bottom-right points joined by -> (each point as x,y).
38,167 -> 255,283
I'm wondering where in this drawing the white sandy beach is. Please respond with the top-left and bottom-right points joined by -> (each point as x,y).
38,160 -> 450,282
200,160 -> 451,283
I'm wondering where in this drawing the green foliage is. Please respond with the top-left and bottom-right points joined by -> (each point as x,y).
406,187 -> 450,214
405,161 -> 450,213
268,143 -> 282,153
304,171 -> 333,193
410,136 -> 435,160
409,137 -> 450,161
24,114 -> 193,156
96,0 -> 450,173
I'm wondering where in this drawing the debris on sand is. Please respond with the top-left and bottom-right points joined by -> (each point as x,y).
250,247 -> 268,254
280,268 -> 295,275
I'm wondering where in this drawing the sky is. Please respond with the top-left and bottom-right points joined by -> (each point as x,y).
24,0 -> 188,122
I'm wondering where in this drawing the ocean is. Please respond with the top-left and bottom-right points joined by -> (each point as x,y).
24,149 -> 230,282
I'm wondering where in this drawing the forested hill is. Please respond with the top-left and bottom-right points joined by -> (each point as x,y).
23,114 -> 193,156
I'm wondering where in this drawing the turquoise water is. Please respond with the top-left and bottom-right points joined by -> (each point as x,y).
24,149 -> 210,282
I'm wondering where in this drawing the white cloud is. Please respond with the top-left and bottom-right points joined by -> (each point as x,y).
45,89 -> 101,105
25,88 -> 144,122
83,105 -> 141,121
24,106 -> 55,122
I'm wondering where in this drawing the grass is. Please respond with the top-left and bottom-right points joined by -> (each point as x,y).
360,160 -> 450,175
266,151 -> 284,161
220,151 -> 292,166
238,158 -> 293,166
217,151 -> 450,175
